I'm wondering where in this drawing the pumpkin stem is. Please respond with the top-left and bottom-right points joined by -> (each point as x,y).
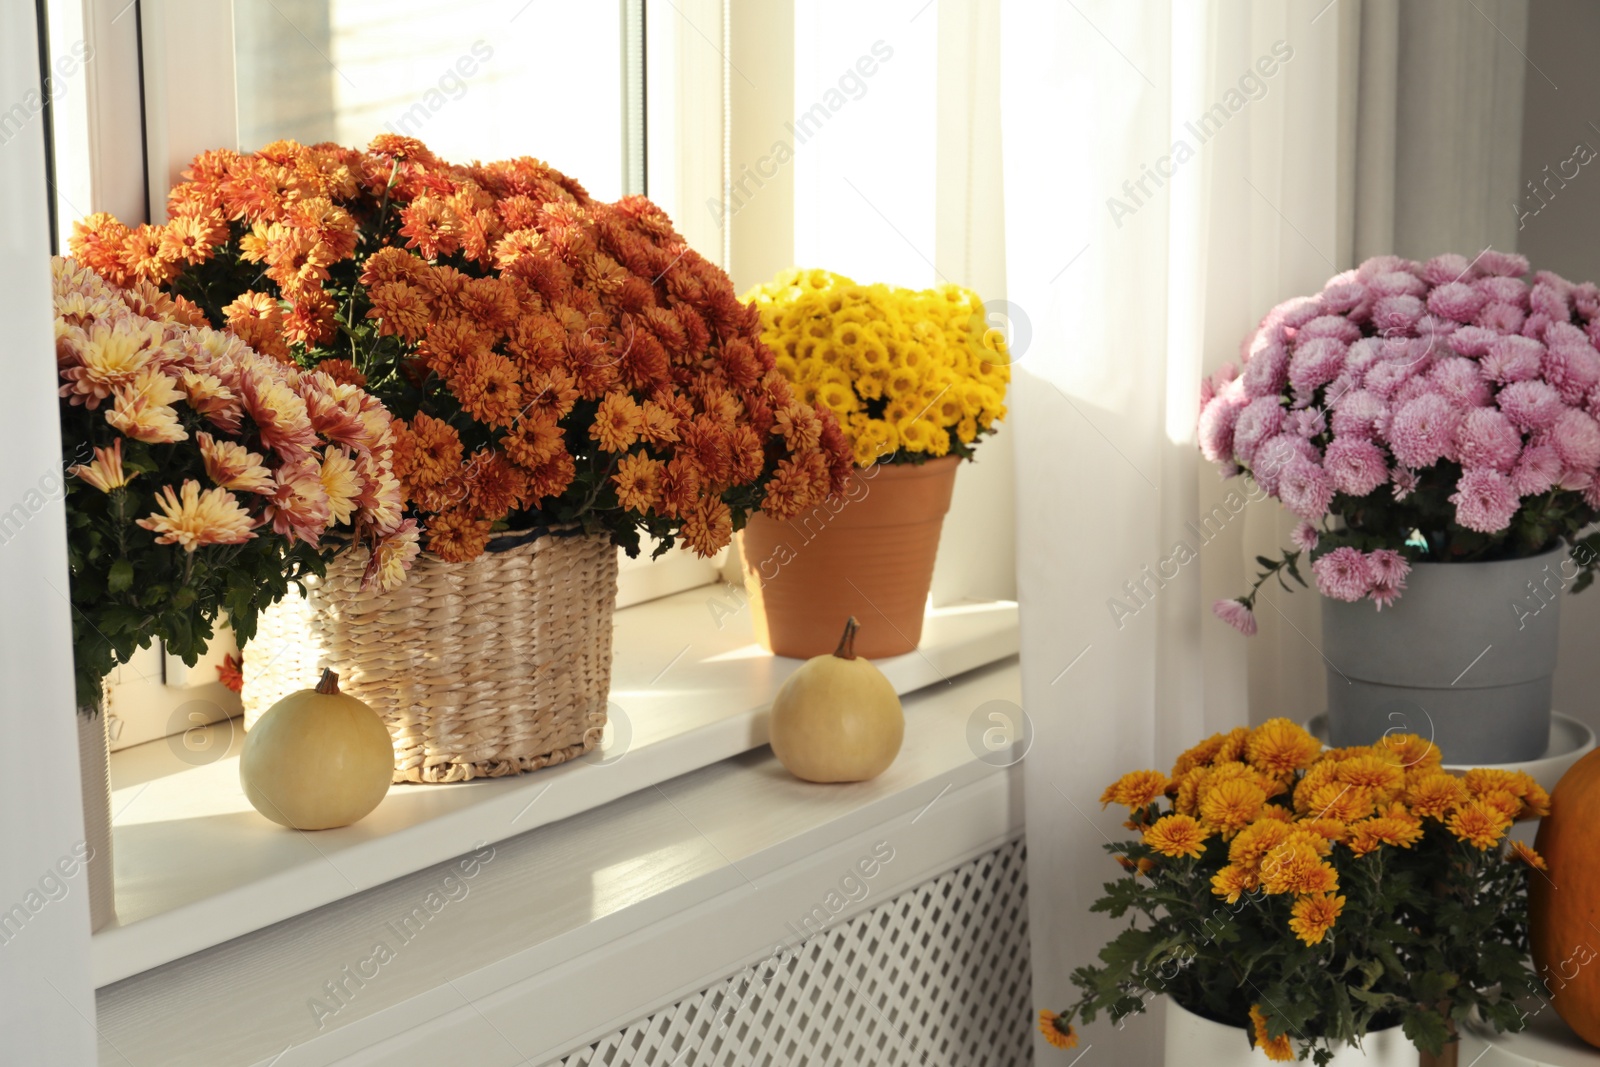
315,668 -> 341,695
834,617 -> 860,661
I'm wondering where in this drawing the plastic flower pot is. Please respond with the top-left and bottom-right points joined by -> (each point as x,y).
740,457 -> 958,659
1321,547 -> 1564,764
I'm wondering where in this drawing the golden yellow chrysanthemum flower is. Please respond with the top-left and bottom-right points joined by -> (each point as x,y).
1199,777 -> 1268,838
1509,839 -> 1548,870
1246,718 -> 1323,778
1260,840 -> 1338,896
1249,1004 -> 1295,1062
1038,1009 -> 1079,1049
1346,816 -> 1423,857
1143,814 -> 1209,859
1289,892 -> 1345,946
1448,799 -> 1513,850
1210,863 -> 1258,904
1099,769 -> 1170,810
1404,771 -> 1470,820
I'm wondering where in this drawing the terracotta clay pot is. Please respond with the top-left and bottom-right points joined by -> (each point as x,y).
741,457 -> 958,659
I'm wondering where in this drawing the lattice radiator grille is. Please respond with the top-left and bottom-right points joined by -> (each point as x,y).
553,839 -> 1032,1067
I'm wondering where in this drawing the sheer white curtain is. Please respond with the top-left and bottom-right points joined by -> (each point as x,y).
1002,2 -> 1360,1059
1000,0 -> 1532,1059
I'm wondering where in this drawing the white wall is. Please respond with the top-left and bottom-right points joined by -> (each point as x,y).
0,2 -> 98,1061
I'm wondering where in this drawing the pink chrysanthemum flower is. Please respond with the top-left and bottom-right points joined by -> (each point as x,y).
1370,271 -> 1428,299
1323,437 -> 1389,497
1285,407 -> 1326,439
135,480 -> 258,552
1357,255 -> 1412,283
1427,281 -> 1486,323
1288,337 -> 1348,400
1330,390 -> 1388,440
1477,301 -> 1526,336
1241,338 -> 1290,398
1544,340 -> 1600,405
1446,325 -> 1498,357
1320,281 -> 1365,314
1388,393 -> 1457,468
1512,444 -> 1562,496
1450,468 -> 1520,533
1391,466 -> 1420,500
1314,547 -> 1374,602
1480,336 -> 1545,384
1291,521 -> 1320,552
1422,253 -> 1475,286
1427,356 -> 1491,408
1251,434 -> 1318,495
1455,408 -> 1522,473
1498,380 -> 1564,431
1371,295 -> 1425,336
1233,396 -> 1285,466
1551,407 -> 1600,473
1476,250 -> 1530,278
1213,598 -> 1258,636
1367,549 -> 1411,610
1530,282 -> 1571,319
1575,282 -> 1600,320
1300,315 -> 1363,343
1198,392 -> 1246,464
1278,454 -> 1335,520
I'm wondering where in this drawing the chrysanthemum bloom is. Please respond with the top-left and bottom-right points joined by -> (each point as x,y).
1387,392 -> 1456,468
318,448 -> 365,525
1509,839 -> 1548,870
1498,379 -> 1564,431
69,438 -> 137,493
1336,754 -> 1406,798
197,432 -> 275,494
1450,468 -> 1520,533
1287,337 -> 1348,398
1038,1010 -> 1078,1050
263,455 -> 334,546
1322,437 -> 1389,497
1288,892 -> 1346,946
136,480 -> 257,551
1448,798 -> 1513,849
1404,771 -> 1470,819
59,318 -> 162,407
1380,731 -> 1438,770
1346,816 -> 1424,857
1300,780 -> 1373,825
1211,598 -> 1257,636
1247,719 -> 1323,778
105,368 -> 188,444
362,518 -> 421,592
1249,1004 -> 1295,1062
1260,840 -> 1339,896
1199,778 -> 1268,838
1099,769 -> 1170,810
424,506 -> 494,563
1228,817 -> 1293,872
1210,863 -> 1258,904
1312,546 -> 1373,602
1277,455 -> 1334,521
1142,814 -> 1208,859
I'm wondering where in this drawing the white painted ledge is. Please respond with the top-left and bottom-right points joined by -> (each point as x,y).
96,658 -> 1025,1067
96,590 -> 1018,987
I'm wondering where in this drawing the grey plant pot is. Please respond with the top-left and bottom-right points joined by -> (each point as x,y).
1321,546 -> 1566,764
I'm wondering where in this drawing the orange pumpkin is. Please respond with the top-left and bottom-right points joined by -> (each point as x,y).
1532,748 -> 1600,1046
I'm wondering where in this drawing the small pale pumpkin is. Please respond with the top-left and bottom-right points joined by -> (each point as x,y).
768,617 -> 904,783
240,668 -> 394,830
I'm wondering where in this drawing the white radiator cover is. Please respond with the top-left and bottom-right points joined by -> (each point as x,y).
554,840 -> 1033,1066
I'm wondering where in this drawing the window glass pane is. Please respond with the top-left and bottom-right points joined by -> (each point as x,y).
793,0 -> 938,288
234,0 -> 626,201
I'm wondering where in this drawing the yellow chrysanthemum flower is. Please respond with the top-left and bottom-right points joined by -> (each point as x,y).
1143,814 -> 1209,859
1249,1004 -> 1295,1062
1246,718 -> 1323,778
1099,769 -> 1170,810
1448,799 -> 1513,850
1289,892 -> 1345,946
1199,777 -> 1268,839
1038,1010 -> 1079,1049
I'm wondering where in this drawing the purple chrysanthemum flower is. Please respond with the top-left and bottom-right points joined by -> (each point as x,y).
1323,437 -> 1390,496
1285,407 -> 1327,439
1366,549 -> 1411,609
1357,255 -> 1413,283
1251,434 -> 1318,495
1574,282 -> 1600,320
1291,521 -> 1320,552
1391,466 -> 1420,500
1212,598 -> 1258,636
1477,275 -> 1531,308
1278,454 -> 1336,520
1389,392 -> 1458,468
1313,547 -> 1375,602
1455,407 -> 1522,473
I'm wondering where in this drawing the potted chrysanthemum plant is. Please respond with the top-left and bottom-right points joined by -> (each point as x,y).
1039,718 -> 1547,1066
736,268 -> 1010,658
1199,251 -> 1600,762
74,137 -> 853,783
52,258 -> 415,929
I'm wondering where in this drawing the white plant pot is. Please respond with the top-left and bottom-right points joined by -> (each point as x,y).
1165,999 -> 1413,1067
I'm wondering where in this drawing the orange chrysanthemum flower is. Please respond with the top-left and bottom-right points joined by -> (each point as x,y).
366,280 -> 433,343
1038,1010 -> 1079,1050
591,392 -> 644,453
315,359 -> 368,388
1249,1004 -> 1294,1062
424,506 -> 493,563
681,496 -> 733,556
1210,863 -> 1258,904
69,438 -> 137,493
1346,816 -> 1423,857
197,431 -> 275,494
1143,814 -> 1208,859
467,452 -> 529,520
393,413 -> 464,490
1289,892 -> 1345,946
1199,777 -> 1268,838
1260,840 -> 1338,896
1448,799 -> 1513,850
1229,818 -> 1294,872
450,351 -> 522,429
612,451 -> 663,513
1405,772 -> 1470,820
1509,839 -> 1547,870
1379,733 -> 1442,771
1335,754 -> 1406,800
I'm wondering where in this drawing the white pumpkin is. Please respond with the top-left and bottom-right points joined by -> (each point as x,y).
768,618 -> 904,783
240,668 -> 394,830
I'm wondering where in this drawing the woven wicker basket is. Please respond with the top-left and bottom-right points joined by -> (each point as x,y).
242,528 -> 617,784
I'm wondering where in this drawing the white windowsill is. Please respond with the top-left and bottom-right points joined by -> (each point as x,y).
96,587 -> 1019,988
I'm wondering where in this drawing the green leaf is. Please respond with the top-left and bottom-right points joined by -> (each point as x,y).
106,558 -> 134,594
